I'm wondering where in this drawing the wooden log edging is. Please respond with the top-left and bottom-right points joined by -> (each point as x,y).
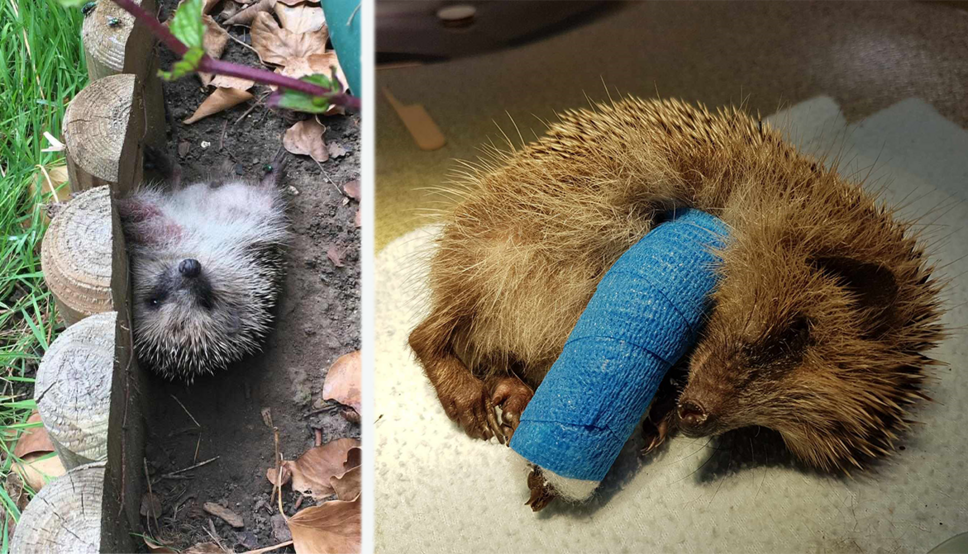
63,74 -> 145,195
9,462 -> 106,554
19,70 -> 156,553
40,185 -> 114,326
82,0 -> 166,149
34,311 -> 116,469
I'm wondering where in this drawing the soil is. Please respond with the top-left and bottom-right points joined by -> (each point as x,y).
141,3 -> 361,551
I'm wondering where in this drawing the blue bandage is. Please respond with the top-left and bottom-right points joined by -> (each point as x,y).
509,209 -> 730,482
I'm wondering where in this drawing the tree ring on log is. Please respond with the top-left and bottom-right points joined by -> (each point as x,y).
9,462 -> 105,554
35,312 -> 116,469
41,186 -> 114,325
63,74 -> 141,193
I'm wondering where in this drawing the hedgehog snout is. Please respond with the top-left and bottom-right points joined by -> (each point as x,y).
178,258 -> 202,278
676,398 -> 718,437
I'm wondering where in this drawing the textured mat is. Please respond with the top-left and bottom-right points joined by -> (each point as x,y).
374,96 -> 968,553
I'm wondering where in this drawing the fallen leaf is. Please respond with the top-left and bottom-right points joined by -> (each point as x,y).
209,74 -> 255,90
284,438 -> 359,499
203,0 -> 222,14
184,87 -> 254,124
288,496 -> 360,554
342,180 -> 360,201
343,446 -> 361,471
323,351 -> 360,413
223,0 -> 274,26
354,208 -> 361,228
251,11 -> 328,66
277,52 -> 349,94
326,244 -> 344,267
203,502 -> 245,528
197,15 -> 231,86
144,537 -> 177,553
13,451 -> 66,492
218,1 -> 239,20
13,411 -> 55,458
283,119 -> 327,162
327,142 -> 347,158
330,465 -> 360,501
140,492 -> 163,518
265,464 -> 292,487
273,3 -> 325,34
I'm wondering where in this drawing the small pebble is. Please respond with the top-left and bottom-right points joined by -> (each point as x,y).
200,140 -> 211,149
235,163 -> 245,175
288,185 -> 300,196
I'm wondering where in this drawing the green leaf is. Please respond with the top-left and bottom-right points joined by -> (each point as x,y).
157,46 -> 204,81
56,0 -> 88,7
169,0 -> 205,49
270,73 -> 337,114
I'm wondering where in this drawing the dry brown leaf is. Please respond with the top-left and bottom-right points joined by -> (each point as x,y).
277,52 -> 348,94
13,411 -> 55,458
144,537 -> 177,553
140,492 -> 162,518
344,446 -> 361,471
284,438 -> 359,499
224,0 -> 274,26
209,74 -> 255,91
327,142 -> 347,159
288,496 -> 360,554
13,451 -> 65,492
330,465 -> 360,501
323,351 -> 360,413
203,0 -> 222,14
184,88 -> 254,125
283,119 -> 327,162
273,3 -> 325,34
203,502 -> 245,528
342,180 -> 360,201
251,11 -> 328,66
266,464 -> 292,487
326,245 -> 344,267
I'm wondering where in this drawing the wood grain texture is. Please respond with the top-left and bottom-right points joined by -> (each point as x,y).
64,74 -> 144,195
34,312 -> 116,470
82,0 -> 166,149
9,462 -> 105,554
40,186 -> 113,326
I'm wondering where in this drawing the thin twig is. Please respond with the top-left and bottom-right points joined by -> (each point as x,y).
143,458 -> 160,533
154,456 -> 219,484
273,427 -> 286,519
241,540 -> 294,554
171,394 -> 200,427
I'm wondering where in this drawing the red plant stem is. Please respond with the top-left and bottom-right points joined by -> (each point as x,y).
112,0 -> 187,56
108,0 -> 360,110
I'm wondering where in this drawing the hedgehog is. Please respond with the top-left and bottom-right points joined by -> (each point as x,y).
117,152 -> 289,382
408,97 -> 945,505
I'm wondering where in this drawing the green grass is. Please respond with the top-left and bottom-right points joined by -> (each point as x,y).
0,0 -> 87,549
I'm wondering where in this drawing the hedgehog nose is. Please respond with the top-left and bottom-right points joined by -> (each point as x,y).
178,258 -> 201,278
677,400 -> 710,431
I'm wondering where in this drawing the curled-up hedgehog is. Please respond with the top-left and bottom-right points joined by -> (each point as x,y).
408,97 -> 945,507
117,151 -> 289,381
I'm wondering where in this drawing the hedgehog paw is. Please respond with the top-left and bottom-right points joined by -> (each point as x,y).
440,376 -> 503,443
488,375 -> 534,443
526,467 -> 558,512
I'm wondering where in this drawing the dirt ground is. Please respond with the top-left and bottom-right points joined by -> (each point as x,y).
141,3 -> 361,551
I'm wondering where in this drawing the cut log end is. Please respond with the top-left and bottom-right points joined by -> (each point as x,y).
35,312 -> 117,470
10,462 -> 105,554
41,186 -> 114,326
64,74 -> 143,194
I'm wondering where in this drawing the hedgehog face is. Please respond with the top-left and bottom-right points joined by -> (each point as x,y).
675,228 -> 920,470
130,248 -> 275,381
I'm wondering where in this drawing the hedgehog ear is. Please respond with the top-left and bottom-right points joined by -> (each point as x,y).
809,256 -> 899,338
